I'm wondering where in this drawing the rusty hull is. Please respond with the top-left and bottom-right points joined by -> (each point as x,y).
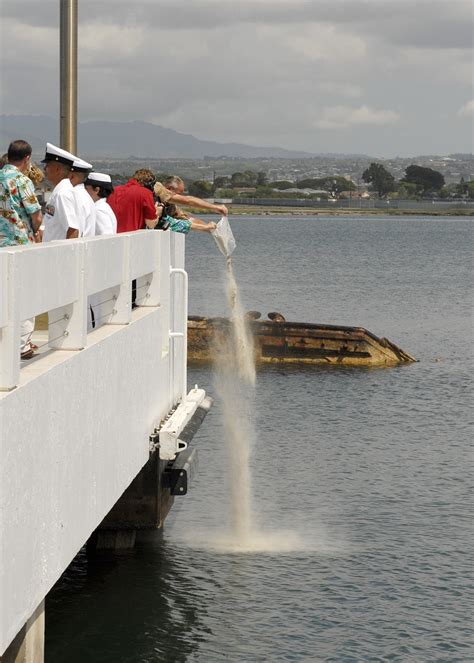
187,315 -> 416,367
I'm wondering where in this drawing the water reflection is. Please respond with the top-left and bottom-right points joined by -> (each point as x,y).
46,536 -> 206,663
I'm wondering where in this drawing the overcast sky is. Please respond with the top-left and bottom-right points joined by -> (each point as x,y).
0,0 -> 472,157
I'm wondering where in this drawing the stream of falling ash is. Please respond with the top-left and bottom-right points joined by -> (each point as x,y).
208,258 -> 306,553
213,257 -> 256,543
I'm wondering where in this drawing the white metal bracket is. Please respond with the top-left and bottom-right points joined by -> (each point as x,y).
156,386 -> 207,460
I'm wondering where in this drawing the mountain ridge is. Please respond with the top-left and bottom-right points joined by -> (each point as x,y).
0,115 -> 318,159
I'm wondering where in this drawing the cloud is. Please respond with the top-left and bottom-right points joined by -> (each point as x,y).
319,83 -> 363,99
284,24 -> 368,64
0,0 -> 471,156
458,100 -> 474,117
315,105 -> 400,130
1,0 -> 472,49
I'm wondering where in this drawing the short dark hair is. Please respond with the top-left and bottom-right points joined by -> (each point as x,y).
7,140 -> 32,163
97,184 -> 113,199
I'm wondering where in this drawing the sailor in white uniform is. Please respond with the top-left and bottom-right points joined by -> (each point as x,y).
84,172 -> 117,235
70,158 -> 96,237
41,143 -> 80,242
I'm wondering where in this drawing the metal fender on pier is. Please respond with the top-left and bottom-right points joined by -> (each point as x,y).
156,387 -> 213,460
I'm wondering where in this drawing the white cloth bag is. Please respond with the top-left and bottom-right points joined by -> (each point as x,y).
211,216 -> 236,257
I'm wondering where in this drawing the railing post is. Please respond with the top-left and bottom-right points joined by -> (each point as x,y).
138,231 -> 161,309
48,242 -> 87,350
0,251 -> 21,390
170,267 -> 188,402
109,235 -> 132,325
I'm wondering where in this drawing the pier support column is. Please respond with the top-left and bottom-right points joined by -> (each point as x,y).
86,452 -> 170,553
0,601 -> 44,663
86,397 -> 211,554
88,529 -> 137,552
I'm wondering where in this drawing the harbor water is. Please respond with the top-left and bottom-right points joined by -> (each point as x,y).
46,215 -> 472,662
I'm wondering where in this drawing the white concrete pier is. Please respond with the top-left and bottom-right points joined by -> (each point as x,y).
0,231 -> 205,659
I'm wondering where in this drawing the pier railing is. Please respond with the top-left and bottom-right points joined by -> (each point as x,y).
0,230 -> 190,654
0,230 -> 186,399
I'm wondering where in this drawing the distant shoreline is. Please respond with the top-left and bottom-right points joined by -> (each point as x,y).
195,205 -> 474,217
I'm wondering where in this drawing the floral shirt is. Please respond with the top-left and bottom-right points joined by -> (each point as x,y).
0,164 -> 41,247
162,214 -> 192,234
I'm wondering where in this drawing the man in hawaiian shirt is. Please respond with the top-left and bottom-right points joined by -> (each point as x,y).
0,139 -> 43,358
0,140 -> 42,246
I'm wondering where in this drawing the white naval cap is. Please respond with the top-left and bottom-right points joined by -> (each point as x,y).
41,142 -> 76,167
71,157 -> 93,173
85,172 -> 113,189
86,172 -> 111,184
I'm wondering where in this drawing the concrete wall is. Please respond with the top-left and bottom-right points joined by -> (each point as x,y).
0,231 -> 187,654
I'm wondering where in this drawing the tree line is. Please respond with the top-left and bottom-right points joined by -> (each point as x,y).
114,165 -> 474,200
195,164 -> 473,200
360,163 -> 464,198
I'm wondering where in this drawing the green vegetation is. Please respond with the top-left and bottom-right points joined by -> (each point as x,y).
228,170 -> 267,187
188,180 -> 214,197
295,177 -> 356,194
210,166 -> 471,201
401,165 -> 445,194
271,180 -> 295,190
362,163 -> 395,197
108,162 -> 474,202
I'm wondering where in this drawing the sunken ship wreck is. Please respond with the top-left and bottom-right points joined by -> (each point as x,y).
188,312 -> 416,368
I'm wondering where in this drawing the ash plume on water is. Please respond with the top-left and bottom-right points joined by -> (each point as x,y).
213,258 -> 256,544
176,254 -> 336,555
207,258 -> 304,553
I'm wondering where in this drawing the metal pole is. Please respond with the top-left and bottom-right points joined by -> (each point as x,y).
59,0 -> 78,153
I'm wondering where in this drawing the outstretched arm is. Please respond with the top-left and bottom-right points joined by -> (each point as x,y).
188,217 -> 217,233
168,193 -> 228,217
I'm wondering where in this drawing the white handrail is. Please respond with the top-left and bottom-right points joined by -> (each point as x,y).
169,267 -> 188,401
0,231 -> 166,391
